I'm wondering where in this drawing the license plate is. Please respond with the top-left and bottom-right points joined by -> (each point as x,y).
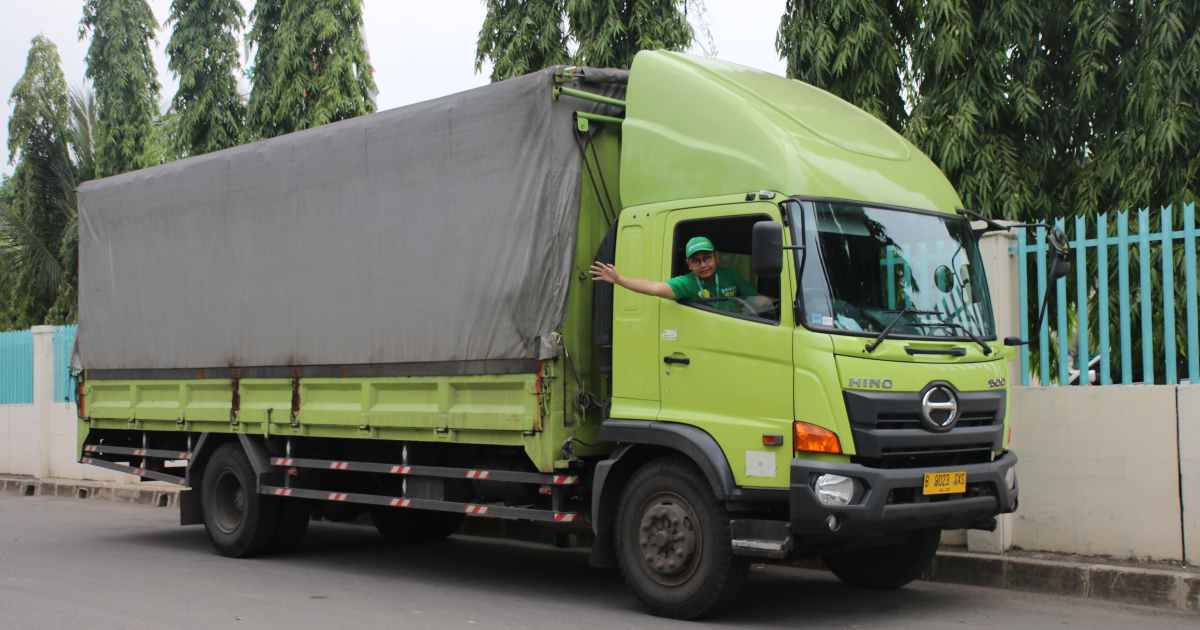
922,471 -> 967,495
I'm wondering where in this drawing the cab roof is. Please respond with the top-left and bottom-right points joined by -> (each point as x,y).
620,51 -> 963,215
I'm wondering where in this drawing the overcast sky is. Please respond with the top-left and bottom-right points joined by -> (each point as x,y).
1,1 -> 787,177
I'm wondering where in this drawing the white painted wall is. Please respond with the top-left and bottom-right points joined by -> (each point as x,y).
1010,385 -> 1184,560
0,327 -> 123,482
1179,385 -> 1200,565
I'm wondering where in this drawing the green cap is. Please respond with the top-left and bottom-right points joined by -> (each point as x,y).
685,236 -> 715,258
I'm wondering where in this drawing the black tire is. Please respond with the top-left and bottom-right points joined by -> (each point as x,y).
371,508 -> 462,545
200,443 -> 279,558
823,529 -> 941,590
615,457 -> 748,620
269,499 -> 311,553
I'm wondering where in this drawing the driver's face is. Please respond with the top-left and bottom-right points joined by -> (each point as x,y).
687,251 -> 717,279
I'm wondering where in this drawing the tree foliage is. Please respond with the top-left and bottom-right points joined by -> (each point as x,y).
476,0 -> 695,82
80,0 -> 161,178
777,0 -> 912,130
476,1 -> 570,82
568,0 -> 693,68
166,0 -> 246,157
1,37 -> 74,328
776,0 -> 1200,222
246,0 -> 377,139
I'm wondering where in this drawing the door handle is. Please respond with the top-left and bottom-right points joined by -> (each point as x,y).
663,355 -> 691,366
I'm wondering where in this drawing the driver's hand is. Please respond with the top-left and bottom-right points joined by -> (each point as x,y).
590,262 -> 620,285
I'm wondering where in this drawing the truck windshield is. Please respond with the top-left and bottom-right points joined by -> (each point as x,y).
788,199 -> 996,340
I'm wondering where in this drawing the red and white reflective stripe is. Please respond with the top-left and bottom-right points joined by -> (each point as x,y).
271,457 -> 294,466
464,504 -> 489,515
465,470 -> 491,480
273,488 -> 294,497
177,452 -> 189,459
553,513 -> 577,523
328,461 -> 349,470
132,449 -> 145,456
389,465 -> 411,475
538,486 -> 552,495
389,498 -> 411,508
551,475 -> 578,485
327,492 -> 348,501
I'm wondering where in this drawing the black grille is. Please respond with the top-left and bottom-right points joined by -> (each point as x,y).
843,386 -> 1005,468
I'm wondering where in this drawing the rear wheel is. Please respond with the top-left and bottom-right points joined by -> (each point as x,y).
201,443 -> 279,557
615,457 -> 748,619
823,529 -> 941,589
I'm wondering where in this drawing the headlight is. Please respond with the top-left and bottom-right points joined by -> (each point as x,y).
814,474 -> 861,506
1005,467 -> 1017,491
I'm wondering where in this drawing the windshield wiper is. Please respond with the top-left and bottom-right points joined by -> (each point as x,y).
863,307 -> 941,353
922,314 -> 993,355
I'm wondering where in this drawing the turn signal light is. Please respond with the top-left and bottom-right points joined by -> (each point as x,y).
794,421 -> 841,454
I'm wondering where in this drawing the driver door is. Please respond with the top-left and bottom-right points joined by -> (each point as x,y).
657,203 -> 795,488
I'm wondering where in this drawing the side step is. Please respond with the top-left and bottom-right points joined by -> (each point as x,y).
269,456 -> 579,486
262,485 -> 579,524
79,457 -> 187,486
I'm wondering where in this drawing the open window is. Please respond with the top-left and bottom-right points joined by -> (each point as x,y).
670,214 -> 781,323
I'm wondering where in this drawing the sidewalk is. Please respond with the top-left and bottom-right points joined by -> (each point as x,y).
4,474 -> 1197,612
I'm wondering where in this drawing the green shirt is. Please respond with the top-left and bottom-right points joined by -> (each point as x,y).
666,267 -> 757,303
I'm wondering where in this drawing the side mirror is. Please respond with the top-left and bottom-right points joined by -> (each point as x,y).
1047,226 -> 1071,281
752,221 -> 783,277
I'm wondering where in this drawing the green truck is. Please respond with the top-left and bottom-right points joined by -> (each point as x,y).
76,52 -> 1030,619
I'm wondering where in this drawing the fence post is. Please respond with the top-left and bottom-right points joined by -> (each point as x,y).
31,326 -> 56,479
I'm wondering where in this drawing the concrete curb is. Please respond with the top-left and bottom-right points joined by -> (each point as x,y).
1,475 -> 180,508
926,550 -> 1200,612
5,476 -> 1197,612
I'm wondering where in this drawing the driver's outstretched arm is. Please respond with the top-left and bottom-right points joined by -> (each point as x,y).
590,262 -> 676,299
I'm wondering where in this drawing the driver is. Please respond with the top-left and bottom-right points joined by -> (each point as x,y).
589,236 -> 763,313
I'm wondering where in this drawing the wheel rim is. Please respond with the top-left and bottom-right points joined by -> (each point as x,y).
636,491 -> 703,586
212,469 -> 246,534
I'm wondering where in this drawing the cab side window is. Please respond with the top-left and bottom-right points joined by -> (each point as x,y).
670,215 -> 780,323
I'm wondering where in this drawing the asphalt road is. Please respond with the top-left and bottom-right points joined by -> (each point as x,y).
0,495 -> 1193,630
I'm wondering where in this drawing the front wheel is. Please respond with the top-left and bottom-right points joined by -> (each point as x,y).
823,529 -> 940,590
615,457 -> 748,619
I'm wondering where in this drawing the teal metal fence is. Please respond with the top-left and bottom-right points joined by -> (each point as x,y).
0,329 -> 34,404
0,326 -> 77,404
53,325 -> 77,403
1014,203 -> 1199,386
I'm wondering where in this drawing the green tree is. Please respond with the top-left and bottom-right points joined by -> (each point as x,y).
45,89 -> 99,325
1,36 -> 73,328
80,0 -> 161,178
775,0 -> 912,130
166,0 -> 246,156
246,0 -> 376,139
567,0 -> 693,68
476,0 -> 570,82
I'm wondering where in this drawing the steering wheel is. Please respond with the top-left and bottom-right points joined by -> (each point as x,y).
704,296 -> 764,318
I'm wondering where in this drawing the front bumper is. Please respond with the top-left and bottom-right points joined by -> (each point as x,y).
788,451 -> 1018,539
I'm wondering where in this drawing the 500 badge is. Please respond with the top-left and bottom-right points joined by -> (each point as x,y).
987,377 -> 1007,389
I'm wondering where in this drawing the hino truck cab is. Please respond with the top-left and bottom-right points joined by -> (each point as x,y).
590,52 -> 1021,616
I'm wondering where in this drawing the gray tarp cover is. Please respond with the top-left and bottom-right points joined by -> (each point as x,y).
78,68 -> 617,372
